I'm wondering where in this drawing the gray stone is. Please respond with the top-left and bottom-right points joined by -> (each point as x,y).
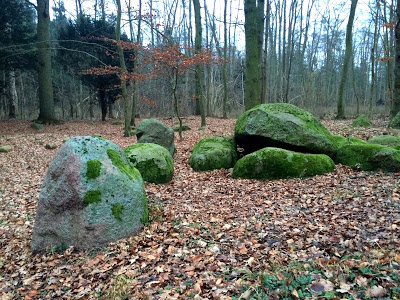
190,136 -> 238,171
125,143 -> 174,184
136,119 -> 175,155
235,103 -> 337,158
31,136 -> 148,253
232,147 -> 335,180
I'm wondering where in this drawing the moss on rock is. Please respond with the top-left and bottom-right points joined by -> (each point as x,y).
232,147 -> 335,180
124,143 -> 174,184
389,112 -> 400,129
107,148 -> 141,181
190,136 -> 238,171
235,103 -> 337,158
83,190 -> 102,205
368,135 -> 400,149
336,143 -> 400,171
111,203 -> 124,221
352,114 -> 372,127
86,160 -> 102,179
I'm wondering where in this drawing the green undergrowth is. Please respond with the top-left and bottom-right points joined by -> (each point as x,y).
233,252 -> 400,300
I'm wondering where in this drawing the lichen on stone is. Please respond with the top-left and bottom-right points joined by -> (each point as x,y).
83,190 -> 102,205
111,203 -> 124,221
86,160 -> 102,179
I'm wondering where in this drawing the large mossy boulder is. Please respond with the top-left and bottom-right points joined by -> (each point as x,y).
336,143 -> 400,171
124,143 -> 174,184
232,147 -> 335,180
368,135 -> 400,150
136,119 -> 175,155
31,136 -> 148,253
190,136 -> 238,171
235,103 -> 337,158
352,114 -> 372,127
389,112 -> 400,129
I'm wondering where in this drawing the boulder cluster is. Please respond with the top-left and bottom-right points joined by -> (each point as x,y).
189,103 -> 400,179
32,119 -> 175,253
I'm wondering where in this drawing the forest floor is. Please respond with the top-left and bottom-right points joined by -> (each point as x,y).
0,116 -> 399,300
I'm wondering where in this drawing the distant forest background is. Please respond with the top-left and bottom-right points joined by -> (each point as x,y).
0,0 -> 396,121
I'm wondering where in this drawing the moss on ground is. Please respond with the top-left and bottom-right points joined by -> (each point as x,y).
83,190 -> 102,205
86,160 -> 102,180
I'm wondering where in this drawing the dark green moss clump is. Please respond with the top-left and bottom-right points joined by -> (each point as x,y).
107,148 -> 141,181
233,147 -> 335,180
83,190 -> 102,205
389,112 -> 400,128
86,160 -> 102,179
111,203 -> 124,221
190,136 -> 238,171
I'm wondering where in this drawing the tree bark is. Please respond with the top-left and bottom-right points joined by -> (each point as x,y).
115,0 -> 131,136
393,0 -> 400,119
222,0 -> 228,118
7,70 -> 17,119
37,0 -> 56,123
193,0 -> 206,127
336,0 -> 358,119
244,0 -> 262,110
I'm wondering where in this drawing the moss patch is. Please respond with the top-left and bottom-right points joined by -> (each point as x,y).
352,114 -> 372,127
336,144 -> 400,171
233,147 -> 335,180
368,135 -> 400,149
83,190 -> 102,206
111,203 -> 124,221
107,148 -> 141,181
86,160 -> 102,180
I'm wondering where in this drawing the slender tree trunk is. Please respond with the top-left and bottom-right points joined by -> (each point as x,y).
369,4 -> 379,116
37,0 -> 56,123
115,0 -> 131,136
222,0 -> 228,118
337,0 -> 358,119
7,70 -> 17,119
393,0 -> 400,119
193,0 -> 206,127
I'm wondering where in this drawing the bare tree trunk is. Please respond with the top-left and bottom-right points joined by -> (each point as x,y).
337,0 -> 358,119
244,0 -> 263,110
115,0 -> 131,136
222,0 -> 228,118
37,0 -> 56,123
7,70 -> 17,119
193,0 -> 206,127
393,0 -> 400,119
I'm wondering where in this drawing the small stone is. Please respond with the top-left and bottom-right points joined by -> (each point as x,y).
31,123 -> 43,130
0,145 -> 12,152
45,143 -> 57,150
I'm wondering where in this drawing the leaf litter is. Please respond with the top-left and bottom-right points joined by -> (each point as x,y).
0,117 -> 399,299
